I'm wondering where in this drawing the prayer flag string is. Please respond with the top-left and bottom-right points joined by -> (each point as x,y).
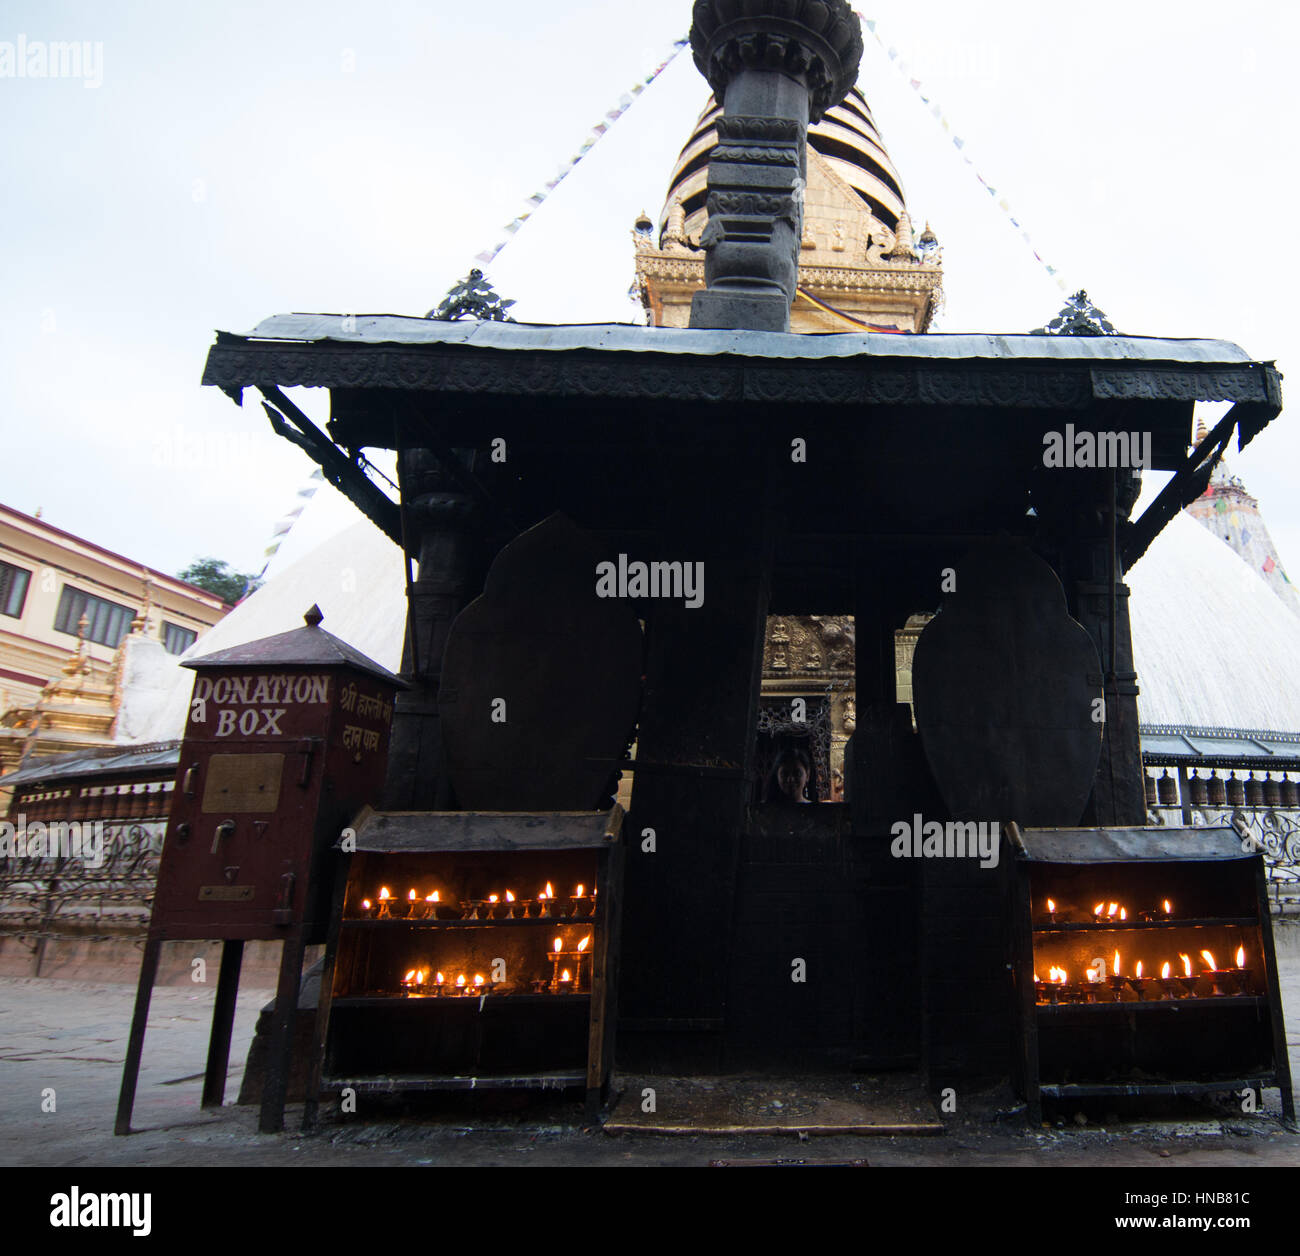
855,12 -> 1069,292
473,36 -> 691,269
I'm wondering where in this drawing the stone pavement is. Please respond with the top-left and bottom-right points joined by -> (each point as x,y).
1,945 -> 1298,1169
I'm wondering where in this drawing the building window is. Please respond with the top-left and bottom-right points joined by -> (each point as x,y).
162,621 -> 198,656
54,586 -> 134,649
0,561 -> 31,618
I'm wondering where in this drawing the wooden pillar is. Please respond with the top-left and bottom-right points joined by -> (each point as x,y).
1049,469 -> 1146,828
1073,573 -> 1145,826
383,447 -> 489,810
850,547 -> 923,1068
618,504 -> 773,1073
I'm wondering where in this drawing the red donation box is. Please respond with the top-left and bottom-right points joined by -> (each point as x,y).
116,605 -> 404,1134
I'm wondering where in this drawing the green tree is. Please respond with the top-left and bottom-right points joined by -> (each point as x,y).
178,558 -> 261,605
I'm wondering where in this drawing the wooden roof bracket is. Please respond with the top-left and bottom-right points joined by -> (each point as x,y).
255,384 -> 402,548
1121,378 -> 1281,571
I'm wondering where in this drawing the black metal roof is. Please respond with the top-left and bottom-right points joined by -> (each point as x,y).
0,741 -> 181,790
1140,725 -> 1300,771
201,316 -> 1281,416
1015,824 -> 1250,863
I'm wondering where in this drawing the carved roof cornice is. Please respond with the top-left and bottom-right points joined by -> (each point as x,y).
637,250 -> 941,290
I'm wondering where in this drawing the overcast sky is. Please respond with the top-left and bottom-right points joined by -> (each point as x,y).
3,1 -> 1297,586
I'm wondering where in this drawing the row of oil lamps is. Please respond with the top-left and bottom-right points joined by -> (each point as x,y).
1034,947 -> 1253,1003
1040,898 -> 1176,925
358,882 -> 596,920
397,936 -> 594,997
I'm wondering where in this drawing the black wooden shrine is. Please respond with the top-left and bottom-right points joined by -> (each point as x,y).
198,0 -> 1288,1103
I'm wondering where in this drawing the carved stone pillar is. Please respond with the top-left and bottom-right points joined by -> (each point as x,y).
688,0 -> 863,332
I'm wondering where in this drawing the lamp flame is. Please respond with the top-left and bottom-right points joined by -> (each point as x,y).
554,937 -> 562,952
1163,899 -> 1171,915
1201,949 -> 1217,971
361,899 -> 371,911
1236,945 -> 1245,968
474,974 -> 485,987
505,890 -> 515,902
1180,952 -> 1192,978
560,968 -> 572,983
578,936 -> 591,952
1113,950 -> 1121,976
1161,961 -> 1171,979
1135,961 -> 1143,978
545,882 -> 554,899
426,891 -> 439,903
456,974 -> 465,987
1047,898 -> 1056,913
576,884 -> 585,898
408,889 -> 417,902
1094,902 -> 1105,917
489,894 -> 499,903
378,887 -> 391,901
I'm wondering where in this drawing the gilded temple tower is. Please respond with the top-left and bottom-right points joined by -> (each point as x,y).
635,57 -> 943,331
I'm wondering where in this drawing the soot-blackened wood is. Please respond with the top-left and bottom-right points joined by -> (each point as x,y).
384,445 -> 491,811
619,493 -> 773,1073
913,543 -> 1104,828
725,807 -> 918,1070
844,549 -> 924,1067
303,853 -> 350,1131
1043,471 -> 1147,827
1256,858 -> 1296,1120
348,807 -> 622,853
922,855 -> 1011,1084
1008,829 -> 1041,1122
437,514 -> 642,812
1073,573 -> 1146,826
587,841 -> 623,1119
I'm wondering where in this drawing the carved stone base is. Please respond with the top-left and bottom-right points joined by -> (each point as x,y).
690,288 -> 791,333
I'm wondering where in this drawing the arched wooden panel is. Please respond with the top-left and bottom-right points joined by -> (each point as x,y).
438,514 -> 643,810
913,545 -> 1103,827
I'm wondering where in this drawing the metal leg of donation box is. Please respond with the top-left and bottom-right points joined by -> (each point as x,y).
201,940 -> 244,1109
114,936 -> 163,1135
259,927 -> 307,1134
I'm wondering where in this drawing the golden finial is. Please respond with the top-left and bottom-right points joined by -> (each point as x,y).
664,195 -> 688,248
884,211 -> 919,261
130,575 -> 154,636
62,614 -> 91,677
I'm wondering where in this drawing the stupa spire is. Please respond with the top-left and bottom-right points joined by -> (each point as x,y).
687,0 -> 865,332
